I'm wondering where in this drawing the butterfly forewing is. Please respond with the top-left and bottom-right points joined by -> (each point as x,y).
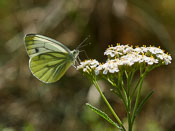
25,34 -> 71,57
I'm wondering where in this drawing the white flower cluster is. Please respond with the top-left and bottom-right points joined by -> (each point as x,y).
95,60 -> 119,75
77,44 -> 172,75
104,44 -> 133,57
104,45 -> 172,65
77,59 -> 99,73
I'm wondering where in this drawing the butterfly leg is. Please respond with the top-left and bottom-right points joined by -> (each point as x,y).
78,56 -> 81,63
72,57 -> 80,68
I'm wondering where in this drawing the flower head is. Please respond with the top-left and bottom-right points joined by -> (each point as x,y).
97,60 -> 119,75
156,53 -> 172,65
104,44 -> 134,58
77,59 -> 99,74
77,44 -> 172,76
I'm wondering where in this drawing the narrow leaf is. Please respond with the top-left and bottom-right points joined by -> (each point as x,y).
86,103 -> 120,129
136,90 -> 154,114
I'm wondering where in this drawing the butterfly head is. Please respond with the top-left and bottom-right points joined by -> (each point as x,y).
72,49 -> 79,59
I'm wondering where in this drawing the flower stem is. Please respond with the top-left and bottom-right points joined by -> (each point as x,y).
125,71 -> 132,131
107,78 -> 127,109
131,73 -> 146,126
92,80 -> 126,131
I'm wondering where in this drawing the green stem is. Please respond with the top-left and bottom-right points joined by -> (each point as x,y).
107,78 -> 127,109
107,78 -> 122,99
130,68 -> 144,100
131,73 -> 146,126
125,71 -> 132,131
128,70 -> 136,95
92,80 -> 126,131
122,81 -> 128,101
116,72 -> 128,110
128,98 -> 132,131
131,77 -> 142,99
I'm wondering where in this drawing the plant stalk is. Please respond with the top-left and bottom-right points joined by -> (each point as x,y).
92,80 -> 126,131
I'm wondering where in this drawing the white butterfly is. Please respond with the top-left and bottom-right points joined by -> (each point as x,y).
24,34 -> 79,83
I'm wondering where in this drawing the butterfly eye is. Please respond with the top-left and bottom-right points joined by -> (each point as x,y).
72,50 -> 78,54
72,50 -> 79,59
35,48 -> 39,53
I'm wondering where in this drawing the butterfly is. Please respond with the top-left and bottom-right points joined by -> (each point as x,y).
24,34 -> 80,83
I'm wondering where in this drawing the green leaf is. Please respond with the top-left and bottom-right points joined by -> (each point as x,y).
86,103 -> 120,129
136,90 -> 154,114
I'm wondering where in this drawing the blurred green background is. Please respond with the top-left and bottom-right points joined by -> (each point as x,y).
0,0 -> 174,131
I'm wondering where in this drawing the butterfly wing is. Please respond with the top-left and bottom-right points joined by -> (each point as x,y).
24,34 -> 74,83
29,52 -> 73,83
24,34 -> 71,57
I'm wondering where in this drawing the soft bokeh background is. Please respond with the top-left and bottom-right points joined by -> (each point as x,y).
0,0 -> 174,131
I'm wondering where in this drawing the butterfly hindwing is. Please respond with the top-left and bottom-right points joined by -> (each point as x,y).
29,52 -> 72,83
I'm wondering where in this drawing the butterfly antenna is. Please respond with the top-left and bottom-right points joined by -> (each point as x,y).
76,35 -> 90,50
79,42 -> 91,49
